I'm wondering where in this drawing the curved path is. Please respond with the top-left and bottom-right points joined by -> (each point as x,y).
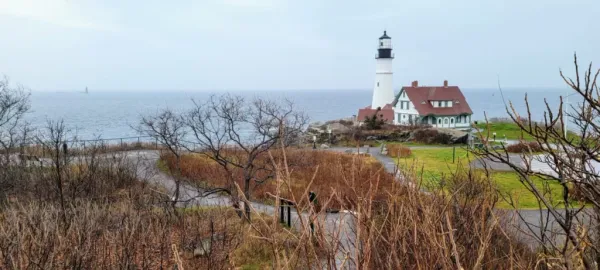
116,148 -> 591,257
327,146 -> 594,249
122,150 -> 357,269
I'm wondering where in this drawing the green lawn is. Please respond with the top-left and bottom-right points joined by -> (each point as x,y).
475,122 -> 533,140
388,141 -> 459,147
398,147 -> 566,209
475,121 -> 579,142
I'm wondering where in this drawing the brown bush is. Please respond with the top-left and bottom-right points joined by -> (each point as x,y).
506,142 -> 542,153
386,144 -> 412,158
162,149 -> 397,211
412,128 -> 456,144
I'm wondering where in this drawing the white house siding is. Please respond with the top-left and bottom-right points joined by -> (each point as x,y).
393,91 -> 419,125
428,115 -> 471,129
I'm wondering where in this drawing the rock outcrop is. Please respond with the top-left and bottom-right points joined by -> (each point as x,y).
306,117 -> 470,145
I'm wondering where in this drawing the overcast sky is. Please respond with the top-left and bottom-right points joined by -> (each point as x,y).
0,0 -> 598,91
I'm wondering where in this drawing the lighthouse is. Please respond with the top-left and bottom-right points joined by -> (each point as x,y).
371,31 -> 394,109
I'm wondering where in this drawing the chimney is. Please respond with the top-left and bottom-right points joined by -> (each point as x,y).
411,80 -> 419,87
443,80 -> 448,87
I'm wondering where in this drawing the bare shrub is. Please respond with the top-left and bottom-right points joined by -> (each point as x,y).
412,128 -> 453,144
505,141 -> 543,153
475,54 -> 600,268
386,144 -> 412,158
162,149 -> 395,211
235,145 -> 538,269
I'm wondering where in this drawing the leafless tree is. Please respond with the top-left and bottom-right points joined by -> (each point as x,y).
0,77 -> 31,165
475,53 -> 600,269
0,77 -> 31,198
136,109 -> 187,210
36,119 -> 71,226
185,94 -> 308,220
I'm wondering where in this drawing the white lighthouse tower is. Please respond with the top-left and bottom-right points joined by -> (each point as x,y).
371,31 -> 394,109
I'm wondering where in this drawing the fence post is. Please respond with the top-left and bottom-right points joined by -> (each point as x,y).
287,203 -> 291,227
280,199 -> 285,224
309,191 -> 317,234
453,146 -> 456,163
62,142 -> 68,165
120,138 -> 123,149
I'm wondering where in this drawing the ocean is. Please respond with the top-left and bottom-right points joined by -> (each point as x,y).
27,88 -> 575,140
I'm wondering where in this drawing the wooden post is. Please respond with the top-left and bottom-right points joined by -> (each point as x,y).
309,191 -> 316,234
287,203 -> 291,227
452,146 -> 456,163
280,199 -> 285,224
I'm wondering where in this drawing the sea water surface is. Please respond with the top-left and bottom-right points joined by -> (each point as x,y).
27,89 -> 575,140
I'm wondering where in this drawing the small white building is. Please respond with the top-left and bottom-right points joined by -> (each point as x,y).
392,80 -> 473,129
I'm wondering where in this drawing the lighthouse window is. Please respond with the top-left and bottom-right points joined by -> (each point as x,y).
380,41 -> 383,46
377,82 -> 379,87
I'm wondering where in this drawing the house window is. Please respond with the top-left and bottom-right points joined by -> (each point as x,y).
403,92 -> 406,98
403,114 -> 406,119
444,118 -> 448,124
450,118 -> 454,125
438,101 -> 442,107
406,102 -> 410,110
437,118 -> 442,125
457,116 -> 461,123
445,101 -> 449,107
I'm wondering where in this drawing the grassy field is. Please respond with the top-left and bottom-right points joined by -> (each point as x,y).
398,147 -> 565,209
475,121 -> 579,142
475,122 -> 534,140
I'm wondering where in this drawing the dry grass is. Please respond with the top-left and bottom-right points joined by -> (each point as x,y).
162,149 -> 397,211
4,141 -> 163,159
386,144 -> 412,158
0,150 -> 309,269
506,141 -> 543,153
251,147 -> 538,269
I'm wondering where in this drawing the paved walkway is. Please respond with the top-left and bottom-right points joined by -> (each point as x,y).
121,150 -> 357,269
328,145 -> 595,249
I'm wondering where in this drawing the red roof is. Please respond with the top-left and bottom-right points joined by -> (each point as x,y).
394,85 -> 473,116
357,104 -> 394,123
